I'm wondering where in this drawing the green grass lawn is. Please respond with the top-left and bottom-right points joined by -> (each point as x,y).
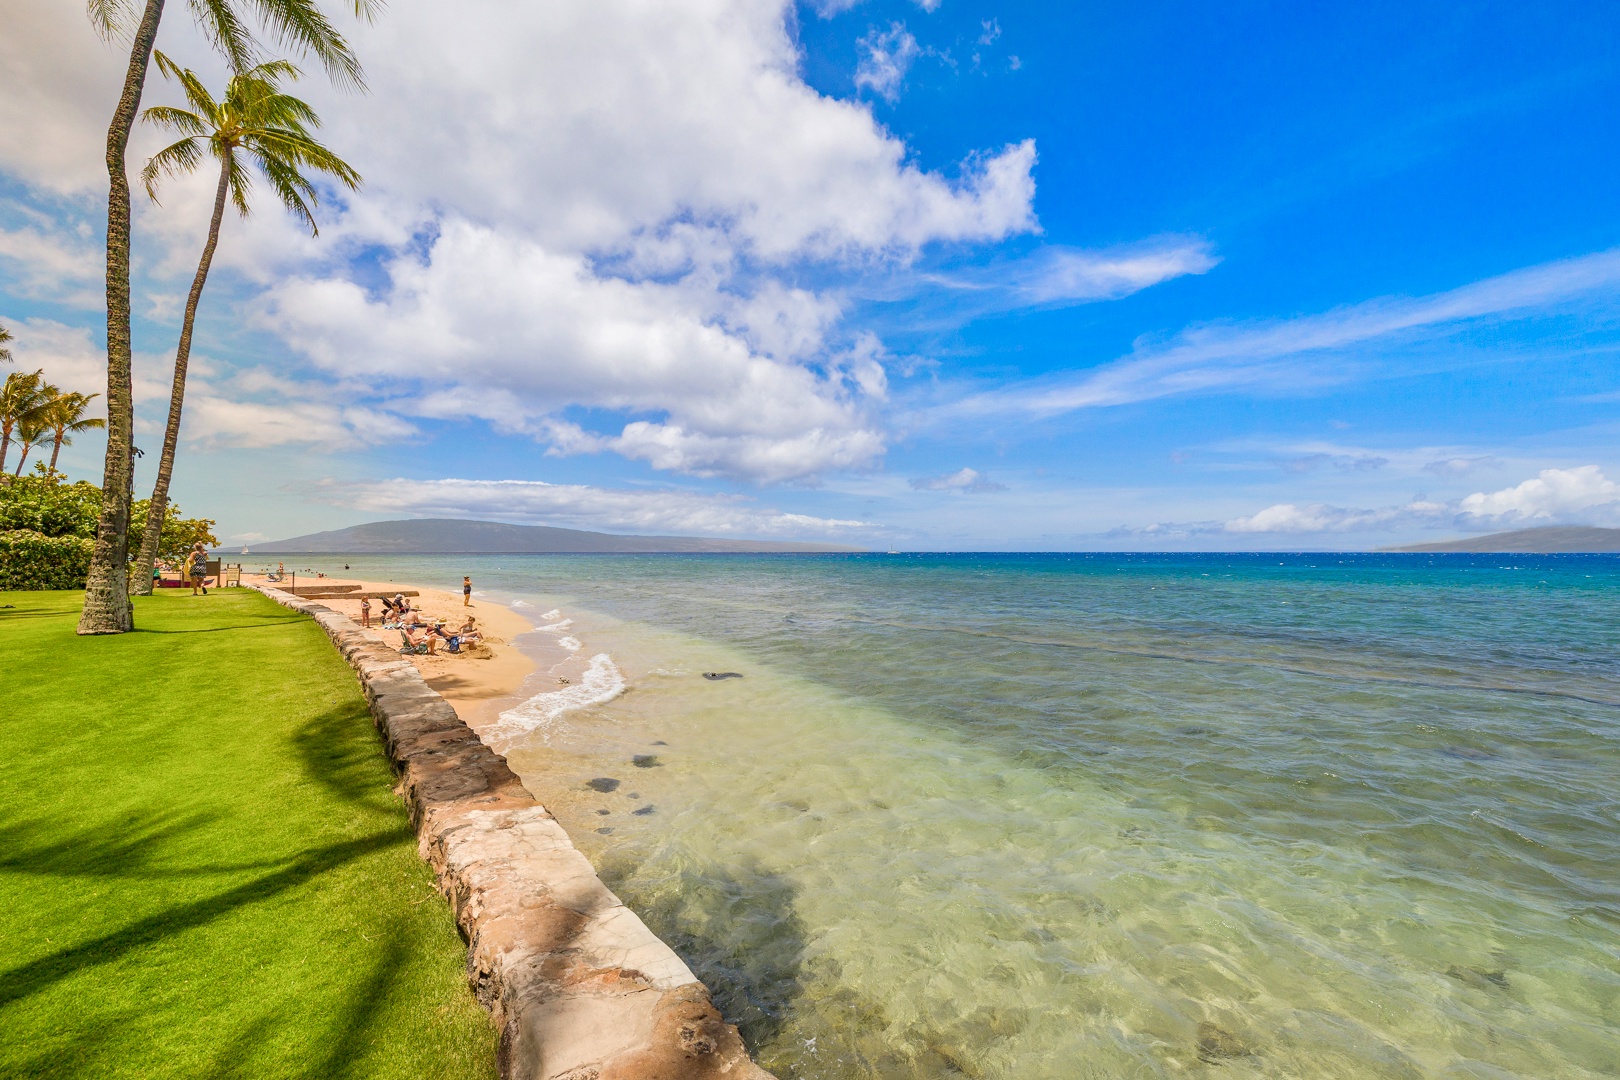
0,588 -> 497,1079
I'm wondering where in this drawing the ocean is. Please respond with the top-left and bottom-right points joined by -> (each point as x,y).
289,552 -> 1620,1078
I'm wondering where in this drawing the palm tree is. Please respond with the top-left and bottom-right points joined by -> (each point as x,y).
0,371 -> 52,477
79,0 -> 376,634
129,55 -> 361,596
45,392 -> 106,474
13,409 -> 53,476
0,323 -> 12,364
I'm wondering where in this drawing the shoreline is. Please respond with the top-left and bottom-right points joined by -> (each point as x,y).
246,583 -> 773,1079
243,571 -> 538,730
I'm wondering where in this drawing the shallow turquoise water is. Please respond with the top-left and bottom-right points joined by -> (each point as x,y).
297,552 -> 1620,1077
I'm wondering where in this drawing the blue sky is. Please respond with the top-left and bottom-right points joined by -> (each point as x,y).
3,0 -> 1619,548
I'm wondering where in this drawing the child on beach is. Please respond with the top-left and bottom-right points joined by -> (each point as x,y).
463,576 -> 472,606
360,597 -> 371,628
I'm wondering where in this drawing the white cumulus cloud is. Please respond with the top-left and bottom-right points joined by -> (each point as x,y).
1221,465 -> 1620,535
328,477 -> 875,538
1457,464 -> 1619,521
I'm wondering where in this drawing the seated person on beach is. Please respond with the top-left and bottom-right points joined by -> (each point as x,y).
402,625 -> 439,654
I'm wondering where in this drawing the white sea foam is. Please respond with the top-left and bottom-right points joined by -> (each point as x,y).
542,608 -> 561,620
488,653 -> 626,750
511,599 -> 533,608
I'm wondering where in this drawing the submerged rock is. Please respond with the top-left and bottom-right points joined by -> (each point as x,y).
596,809 -> 611,816
632,754 -> 663,768
702,671 -> 743,680
596,826 -> 615,835
1197,1022 -> 1252,1063
586,777 -> 621,793
633,805 -> 657,816
1447,965 -> 1509,990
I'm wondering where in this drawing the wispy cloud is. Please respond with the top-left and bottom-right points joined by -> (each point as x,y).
323,477 -> 876,538
0,223 -> 100,306
854,23 -> 921,102
875,237 -> 1216,326
949,239 -> 1218,305
1126,465 -> 1620,537
950,248 -> 1620,418
910,466 -> 1006,493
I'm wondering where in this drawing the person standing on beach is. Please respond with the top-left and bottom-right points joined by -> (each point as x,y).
187,543 -> 209,596
463,576 -> 472,606
360,597 -> 371,628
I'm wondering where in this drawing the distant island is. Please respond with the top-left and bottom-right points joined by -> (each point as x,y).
249,517 -> 868,554
1382,525 -> 1620,553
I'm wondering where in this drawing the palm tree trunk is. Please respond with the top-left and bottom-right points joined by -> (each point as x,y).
49,430 -> 64,473
132,157 -> 229,596
15,445 -> 31,476
0,427 -> 10,477
79,0 -> 165,634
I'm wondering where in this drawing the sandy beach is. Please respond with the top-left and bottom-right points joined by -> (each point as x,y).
243,571 -> 537,727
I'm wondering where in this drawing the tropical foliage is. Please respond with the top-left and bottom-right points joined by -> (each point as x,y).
79,0 -> 376,633
0,531 -> 94,591
42,392 -> 105,473
1,470 -> 215,556
130,54 -> 360,595
0,371 -> 59,475
0,371 -> 105,477
0,323 -> 12,364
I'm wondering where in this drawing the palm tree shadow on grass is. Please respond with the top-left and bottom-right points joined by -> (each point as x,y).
0,828 -> 401,1010
292,701 -> 399,808
0,693 -> 420,1010
0,812 -> 288,879
135,617 -> 304,635
305,922 -> 413,1080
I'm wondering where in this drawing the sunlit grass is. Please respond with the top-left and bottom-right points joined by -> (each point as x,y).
0,588 -> 496,1079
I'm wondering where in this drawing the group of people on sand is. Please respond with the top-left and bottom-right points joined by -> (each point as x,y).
358,591 -> 484,656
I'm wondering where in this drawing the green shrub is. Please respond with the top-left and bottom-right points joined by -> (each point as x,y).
0,474 -> 101,538
0,529 -> 93,590
0,470 -> 217,560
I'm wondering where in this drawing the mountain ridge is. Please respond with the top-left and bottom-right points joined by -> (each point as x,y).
248,517 -> 868,554
1381,525 -> 1620,553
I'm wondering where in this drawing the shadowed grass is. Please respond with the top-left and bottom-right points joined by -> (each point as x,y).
0,589 -> 496,1079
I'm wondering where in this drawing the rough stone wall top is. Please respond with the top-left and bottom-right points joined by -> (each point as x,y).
252,584 -> 774,1080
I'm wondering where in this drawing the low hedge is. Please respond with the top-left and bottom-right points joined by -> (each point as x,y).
0,529 -> 94,590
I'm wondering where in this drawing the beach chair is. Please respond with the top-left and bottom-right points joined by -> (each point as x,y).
399,632 -> 430,656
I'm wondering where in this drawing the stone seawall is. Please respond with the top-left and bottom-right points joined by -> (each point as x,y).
252,585 -> 774,1080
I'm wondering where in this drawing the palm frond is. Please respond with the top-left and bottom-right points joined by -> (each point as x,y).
0,322 -> 12,364
255,152 -> 320,232
188,0 -> 257,74
142,106 -> 210,137
86,0 -> 137,42
239,0 -> 367,90
154,52 -> 225,123
226,149 -> 256,216
140,138 -> 206,202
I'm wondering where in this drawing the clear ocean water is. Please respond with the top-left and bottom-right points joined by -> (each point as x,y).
293,552 -> 1620,1078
